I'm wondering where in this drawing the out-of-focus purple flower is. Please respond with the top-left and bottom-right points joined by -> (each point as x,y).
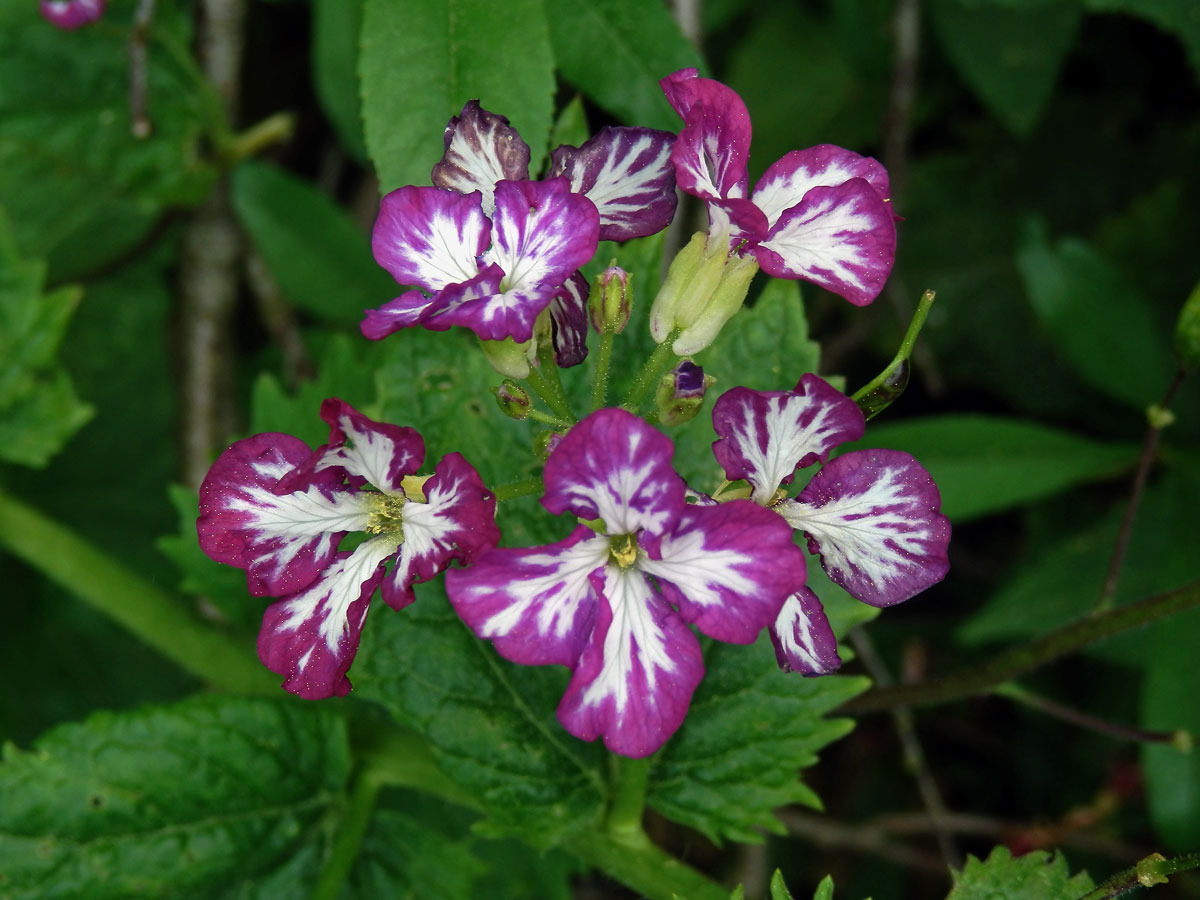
40,0 -> 104,29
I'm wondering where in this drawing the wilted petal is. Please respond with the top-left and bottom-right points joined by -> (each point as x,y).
313,398 -> 424,492
754,179 -> 896,307
542,408 -> 684,535
549,271 -> 590,367
432,100 -> 532,213
769,587 -> 841,675
552,127 -> 678,241
782,449 -> 950,607
381,451 -> 500,610
371,186 -> 490,291
40,0 -> 104,28
661,68 -> 751,201
557,566 -> 704,758
642,500 -> 804,644
752,145 -> 891,229
257,536 -> 397,699
711,375 -> 865,503
198,433 -> 371,598
446,526 -> 609,666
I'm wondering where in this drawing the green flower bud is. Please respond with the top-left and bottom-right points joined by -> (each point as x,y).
589,265 -> 631,334
492,380 -> 531,420
479,336 -> 535,379
654,360 -> 715,426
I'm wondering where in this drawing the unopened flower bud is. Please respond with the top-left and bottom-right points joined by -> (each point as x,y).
532,429 -> 563,462
654,360 -> 715,426
589,266 -> 631,334
479,336 -> 535,379
492,380 -> 531,420
1173,278 -> 1200,370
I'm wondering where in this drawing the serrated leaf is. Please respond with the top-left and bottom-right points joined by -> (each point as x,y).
948,846 -> 1093,899
360,0 -> 555,191
853,415 -> 1137,522
232,161 -> 397,325
929,0 -> 1081,136
1016,218 -> 1175,409
0,695 -> 349,900
648,635 -> 867,844
542,0 -> 705,132
312,0 -> 368,161
353,583 -> 607,845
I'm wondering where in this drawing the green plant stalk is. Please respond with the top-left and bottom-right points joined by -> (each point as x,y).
1076,851 -> 1200,899
590,328 -> 617,411
0,486 -> 276,695
607,754 -> 651,843
841,579 -> 1200,714
851,289 -> 935,409
622,331 -> 681,413
562,829 -> 729,900
310,767 -> 381,900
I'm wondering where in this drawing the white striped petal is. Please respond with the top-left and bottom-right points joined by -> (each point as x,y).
371,186 -> 489,292
769,588 -> 841,675
313,398 -> 424,492
752,145 -> 891,229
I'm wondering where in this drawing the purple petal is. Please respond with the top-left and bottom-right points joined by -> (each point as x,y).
361,288 -> 443,340
371,186 -> 489,291
312,399 -> 424,492
542,408 -> 684,535
40,0 -> 104,28
549,271 -> 590,367
707,197 -> 769,248
432,100 -> 532,213
783,449 -> 950,607
445,526 -> 609,667
381,451 -> 500,611
489,178 -> 600,294
257,537 -> 396,699
198,433 -> 369,598
711,375 -> 865,503
642,500 -> 806,644
551,127 -> 678,241
752,145 -> 891,229
423,271 -> 550,343
753,179 -> 897,307
660,68 -> 751,202
557,566 -> 704,758
769,587 -> 842,675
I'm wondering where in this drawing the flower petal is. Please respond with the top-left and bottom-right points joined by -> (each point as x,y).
551,127 -> 678,241
40,0 -> 104,29
198,433 -> 370,597
371,186 -> 489,291
381,451 -> 500,610
752,145 -> 891,229
753,179 -> 896,306
431,100 -> 531,214
642,500 -> 805,643
661,68 -> 751,201
557,565 -> 704,758
782,449 -> 950,607
445,526 -> 609,667
548,271 -> 590,368
257,536 -> 397,699
313,399 -> 424,493
769,587 -> 841,675
542,408 -> 684,535
711,375 -> 865,503
488,178 -> 600,294
360,288 -> 442,340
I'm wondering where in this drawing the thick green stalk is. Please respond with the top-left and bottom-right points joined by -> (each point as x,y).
0,486 -> 276,695
493,477 -> 545,503
310,768 -> 381,900
526,364 -> 575,423
622,332 -> 680,413
606,754 -> 651,842
562,829 -> 729,900
590,328 -> 616,411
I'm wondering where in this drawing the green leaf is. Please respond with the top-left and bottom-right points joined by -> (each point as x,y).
312,0 -> 369,161
353,583 -> 607,845
0,694 -> 349,900
542,0 -> 704,131
648,635 -> 867,844
811,874 -> 835,900
0,209 -> 93,468
1016,218 -> 1175,409
549,95 -> 591,154
231,161 -> 397,325
770,869 -> 797,900
947,846 -> 1093,899
853,415 -> 1137,522
929,0 -> 1081,136
1081,0 -> 1200,86
360,0 -> 555,190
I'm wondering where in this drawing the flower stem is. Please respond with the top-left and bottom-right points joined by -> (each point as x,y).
561,829 -> 729,900
994,683 -> 1189,747
840,579 -> 1200,715
851,289 -> 935,420
526,407 -> 574,430
622,332 -> 680,413
493,477 -> 545,502
590,328 -> 616,411
607,754 -> 651,843
310,767 -> 380,900
525,344 -> 576,423
1076,852 -> 1200,899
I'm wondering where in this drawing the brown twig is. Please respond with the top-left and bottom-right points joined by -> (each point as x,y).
128,0 -> 157,138
244,252 -> 314,389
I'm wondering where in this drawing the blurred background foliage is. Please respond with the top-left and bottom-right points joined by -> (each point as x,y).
1,0 -> 1199,896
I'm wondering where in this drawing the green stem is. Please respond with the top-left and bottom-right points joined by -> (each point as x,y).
562,829 -> 729,900
841,579 -> 1200,715
493,477 -> 544,503
851,289 -> 935,419
590,328 -> 616,411
1076,852 -> 1200,899
607,754 -> 651,842
0,486 -> 276,695
526,407 -> 573,430
525,365 -> 575,423
310,767 -> 381,900
622,332 -> 680,413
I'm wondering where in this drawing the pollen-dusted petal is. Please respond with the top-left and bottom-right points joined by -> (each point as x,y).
548,271 -> 590,367
557,565 -> 704,758
40,0 -> 105,28
198,433 -> 372,598
445,526 -> 610,667
257,535 -> 397,699
752,145 -> 891,229
782,449 -> 950,608
381,451 -> 500,611
432,100 -> 532,214
313,399 -> 424,493
711,375 -> 865,504
769,587 -> 842,675
661,68 -> 751,202
551,127 -> 678,241
542,408 -> 685,535
371,185 -> 490,291
754,179 -> 896,307
642,500 -> 806,644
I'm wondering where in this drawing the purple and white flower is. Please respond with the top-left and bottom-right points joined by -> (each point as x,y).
711,374 -> 950,675
445,408 -> 807,758
661,68 -> 897,307
39,0 -> 104,29
198,399 -> 499,699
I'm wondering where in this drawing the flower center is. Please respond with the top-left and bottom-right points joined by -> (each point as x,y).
364,492 -> 406,537
608,532 -> 639,569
